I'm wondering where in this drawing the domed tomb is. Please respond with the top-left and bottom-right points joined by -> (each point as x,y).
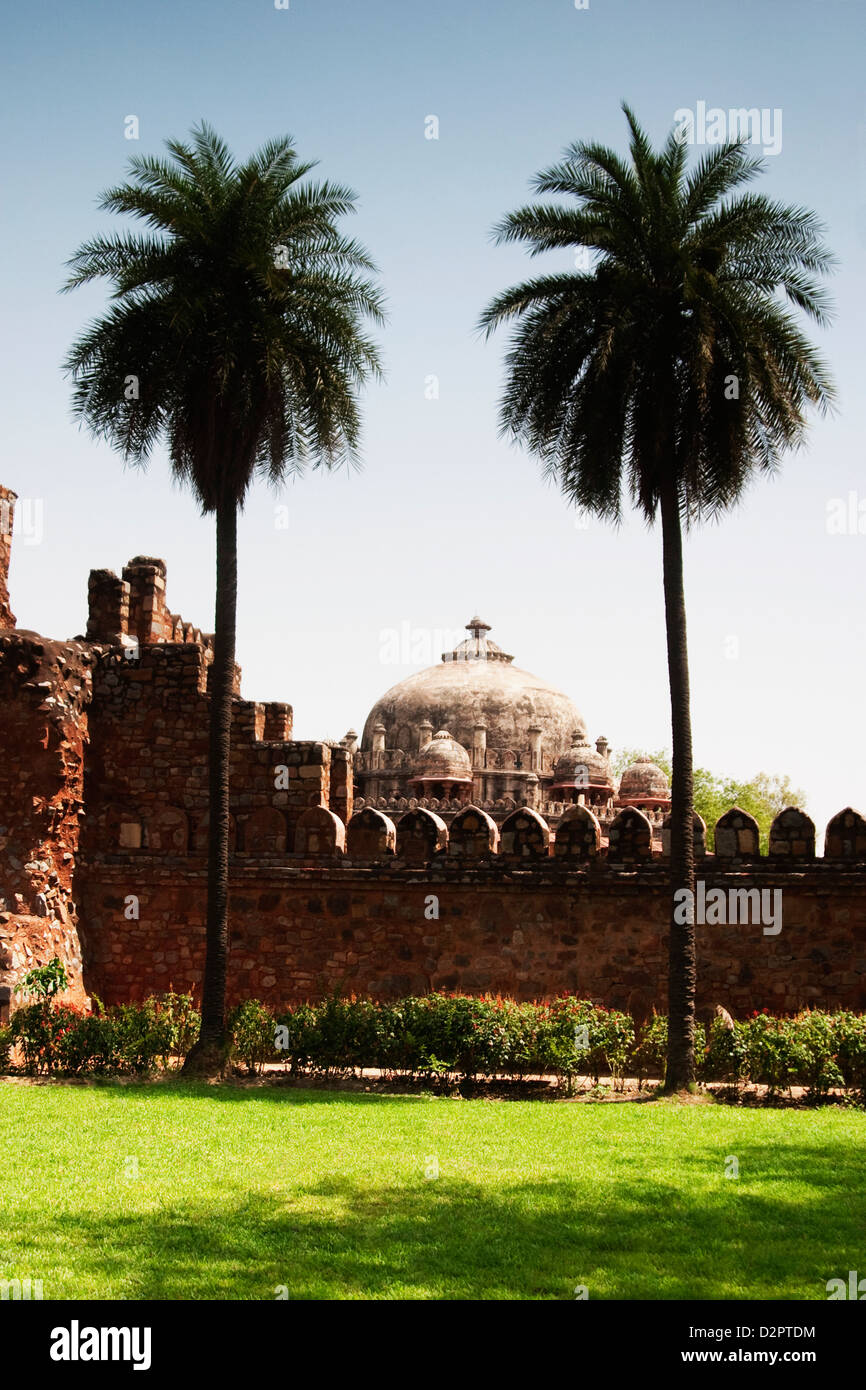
550,730 -> 615,809
409,730 -> 473,804
355,618 -> 596,818
617,756 -> 671,811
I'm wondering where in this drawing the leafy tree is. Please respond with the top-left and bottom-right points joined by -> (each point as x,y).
612,749 -> 806,852
480,104 -> 833,1090
64,124 -> 384,1076
716,772 -> 808,854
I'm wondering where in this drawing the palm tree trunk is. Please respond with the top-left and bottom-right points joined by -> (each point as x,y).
182,497 -> 237,1077
659,476 -> 696,1092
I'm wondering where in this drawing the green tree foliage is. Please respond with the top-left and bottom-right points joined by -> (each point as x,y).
611,748 -> 806,852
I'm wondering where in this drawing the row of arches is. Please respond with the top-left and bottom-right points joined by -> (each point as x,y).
105,801 -> 866,864
345,803 -> 865,864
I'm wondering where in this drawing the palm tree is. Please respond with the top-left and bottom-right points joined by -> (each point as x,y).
480,104 -> 833,1091
64,124 -> 384,1076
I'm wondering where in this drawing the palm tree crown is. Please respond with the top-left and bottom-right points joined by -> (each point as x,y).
480,103 -> 834,523
63,122 -> 384,510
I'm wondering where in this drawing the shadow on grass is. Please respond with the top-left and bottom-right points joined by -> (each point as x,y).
10,1141 -> 865,1301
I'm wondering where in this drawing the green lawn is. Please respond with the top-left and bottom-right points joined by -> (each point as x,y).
1,1081 -> 863,1300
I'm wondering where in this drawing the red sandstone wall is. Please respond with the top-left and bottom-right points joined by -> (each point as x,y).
78,860 -> 866,1019
82,641 -> 327,867
0,631 -> 94,1008
0,486 -> 16,629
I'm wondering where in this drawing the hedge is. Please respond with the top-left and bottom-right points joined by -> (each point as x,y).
5,993 -> 866,1098
8,993 -> 200,1076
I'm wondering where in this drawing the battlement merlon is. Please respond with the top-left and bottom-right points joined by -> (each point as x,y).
86,556 -> 215,652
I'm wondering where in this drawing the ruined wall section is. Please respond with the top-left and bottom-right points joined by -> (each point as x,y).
0,486 -> 16,629
87,556 -> 211,651
80,639 -> 327,878
0,630 -> 95,1011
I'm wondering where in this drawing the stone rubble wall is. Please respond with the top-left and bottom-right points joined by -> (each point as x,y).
0,485 -> 16,629
0,630 -> 95,1012
81,639 -> 321,871
1,526 -> 864,1026
78,858 -> 866,1019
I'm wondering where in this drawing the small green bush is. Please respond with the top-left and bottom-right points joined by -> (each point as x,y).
631,1013 -> 707,1088
0,1024 -> 12,1070
827,1011 -> 866,1101
228,999 -> 279,1074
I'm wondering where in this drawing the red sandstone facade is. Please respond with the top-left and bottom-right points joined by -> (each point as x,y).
1,499 -> 865,1024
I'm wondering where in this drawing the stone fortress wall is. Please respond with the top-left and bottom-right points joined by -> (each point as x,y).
1,486 -> 864,1023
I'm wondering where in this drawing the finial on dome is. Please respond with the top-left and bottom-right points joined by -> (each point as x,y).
442,618 -> 512,664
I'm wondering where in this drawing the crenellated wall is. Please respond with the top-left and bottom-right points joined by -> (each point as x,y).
80,641 -> 331,866
77,802 -> 866,1018
0,508 -> 863,1026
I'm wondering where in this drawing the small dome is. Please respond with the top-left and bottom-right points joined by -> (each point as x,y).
411,730 -> 472,783
552,731 -> 613,789
619,756 -> 670,803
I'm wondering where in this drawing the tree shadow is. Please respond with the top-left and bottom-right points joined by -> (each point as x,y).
5,1130 -> 863,1300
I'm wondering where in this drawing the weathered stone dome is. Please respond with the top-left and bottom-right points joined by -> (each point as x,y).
411,730 -> 472,783
361,619 -> 587,771
552,731 -> 612,790
618,756 -> 670,803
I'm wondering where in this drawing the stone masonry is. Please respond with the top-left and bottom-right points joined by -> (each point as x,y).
0,492 -> 864,1023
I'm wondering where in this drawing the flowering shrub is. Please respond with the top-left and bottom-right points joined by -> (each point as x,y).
701,1015 -> 748,1084
10,1002 -> 70,1073
278,993 -> 633,1087
3,989 -> 866,1097
538,997 -> 635,1091
826,1011 -> 866,1102
8,992 -> 200,1075
789,1011 -> 845,1097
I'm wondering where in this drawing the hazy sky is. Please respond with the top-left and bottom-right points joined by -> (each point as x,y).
1,0 -> 863,838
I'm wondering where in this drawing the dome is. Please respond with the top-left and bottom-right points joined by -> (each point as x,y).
361,618 -> 588,770
552,731 -> 613,790
411,730 -> 472,783
618,757 -> 670,804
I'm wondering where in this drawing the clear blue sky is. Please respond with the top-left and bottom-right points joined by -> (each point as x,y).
1,0 -> 864,835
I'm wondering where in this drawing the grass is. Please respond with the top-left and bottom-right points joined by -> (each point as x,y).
1,1080 -> 863,1300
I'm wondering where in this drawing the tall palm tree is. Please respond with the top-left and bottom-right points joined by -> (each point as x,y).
64,124 -> 384,1076
480,104 -> 833,1091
